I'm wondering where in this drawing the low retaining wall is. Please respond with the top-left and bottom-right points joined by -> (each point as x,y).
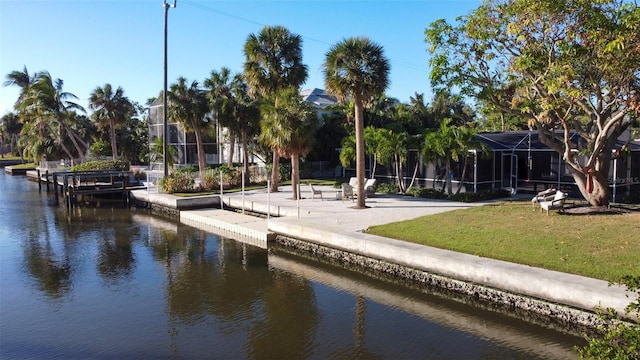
268,217 -> 635,326
4,166 -> 32,175
130,190 -> 221,210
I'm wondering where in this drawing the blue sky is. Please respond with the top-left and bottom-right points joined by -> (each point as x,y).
0,0 -> 480,117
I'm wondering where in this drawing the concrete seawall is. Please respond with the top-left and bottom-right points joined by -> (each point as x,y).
268,216 -> 634,324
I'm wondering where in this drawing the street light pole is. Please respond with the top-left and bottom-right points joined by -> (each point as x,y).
163,0 -> 177,179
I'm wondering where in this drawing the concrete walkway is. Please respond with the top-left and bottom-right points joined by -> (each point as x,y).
222,184 -> 486,232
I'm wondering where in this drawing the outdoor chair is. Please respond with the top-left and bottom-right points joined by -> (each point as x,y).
309,184 -> 323,201
540,191 -> 567,215
341,183 -> 354,202
531,188 -> 557,210
364,178 -> 377,197
348,177 -> 372,198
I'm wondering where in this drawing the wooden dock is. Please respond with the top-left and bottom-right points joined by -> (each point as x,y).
36,169 -> 145,208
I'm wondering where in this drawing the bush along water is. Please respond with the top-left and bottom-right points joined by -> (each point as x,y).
70,160 -> 130,172
576,275 -> 640,359
160,171 -> 195,193
200,165 -> 241,191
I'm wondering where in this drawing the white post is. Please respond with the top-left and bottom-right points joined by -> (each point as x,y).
241,167 -> 245,215
296,182 -> 300,218
557,153 -> 562,189
267,179 -> 271,220
219,170 -> 224,210
612,157 -> 617,204
473,149 -> 478,194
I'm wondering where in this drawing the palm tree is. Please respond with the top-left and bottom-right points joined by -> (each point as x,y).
324,37 -> 390,208
3,66 -> 41,106
341,126 -> 387,180
18,72 -> 87,161
230,76 -> 261,184
205,68 -> 260,184
150,137 -> 177,169
89,84 -> 134,160
409,93 -> 433,130
377,129 -> 409,193
422,119 -> 482,194
0,112 -> 22,156
429,90 -> 475,127
168,77 -> 211,179
450,125 -> 484,194
260,87 -> 317,200
205,67 -> 237,167
244,25 -> 308,192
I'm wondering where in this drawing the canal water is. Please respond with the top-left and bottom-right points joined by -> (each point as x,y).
0,171 -> 586,359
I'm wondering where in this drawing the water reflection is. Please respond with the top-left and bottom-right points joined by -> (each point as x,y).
155,226 -> 321,359
22,233 -> 72,299
269,251 -> 582,359
0,172 -> 583,359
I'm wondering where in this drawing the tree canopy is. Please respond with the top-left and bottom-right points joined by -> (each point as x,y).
244,25 -> 308,192
426,0 -> 640,206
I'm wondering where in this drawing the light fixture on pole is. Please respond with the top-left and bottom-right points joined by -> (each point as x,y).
163,0 -> 177,179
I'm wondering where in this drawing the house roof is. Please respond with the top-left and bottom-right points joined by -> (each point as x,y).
475,130 -> 640,151
300,88 -> 337,108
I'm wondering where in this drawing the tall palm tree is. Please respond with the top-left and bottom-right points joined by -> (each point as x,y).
3,66 -> 41,106
259,87 -> 317,200
205,67 -> 237,167
205,68 -> 260,184
230,76 -> 261,184
89,84 -> 134,159
324,37 -> 390,208
18,72 -> 87,161
244,25 -> 308,192
377,128 -> 409,193
168,77 -> 211,179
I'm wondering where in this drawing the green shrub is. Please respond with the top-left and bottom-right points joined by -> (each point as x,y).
279,163 -> 291,181
71,160 -> 130,172
192,165 -> 243,190
88,140 -> 111,158
175,165 -> 198,175
376,182 -> 400,194
200,171 -> 219,191
466,190 -> 508,202
404,187 -> 510,202
576,276 -> 639,359
161,172 -> 195,193
406,187 -> 447,199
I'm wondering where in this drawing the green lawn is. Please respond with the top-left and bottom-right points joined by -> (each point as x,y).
367,200 -> 640,282
7,162 -> 37,170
